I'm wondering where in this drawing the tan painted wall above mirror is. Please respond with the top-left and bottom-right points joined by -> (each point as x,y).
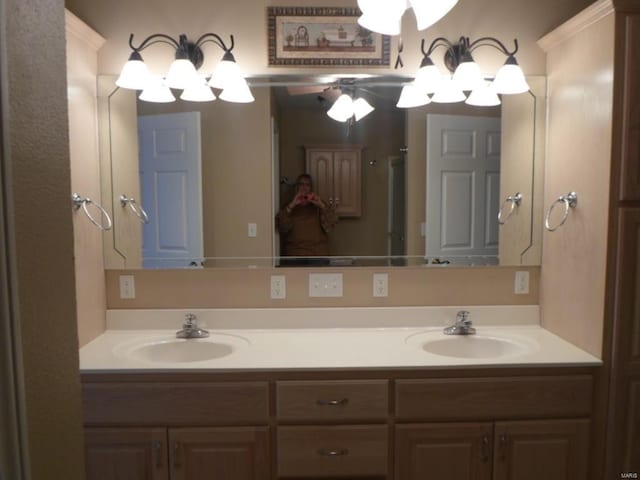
98,75 -> 545,269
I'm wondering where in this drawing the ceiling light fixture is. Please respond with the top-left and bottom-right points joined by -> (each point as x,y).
116,32 -> 254,103
403,36 -> 530,107
357,0 -> 459,35
327,89 -> 374,123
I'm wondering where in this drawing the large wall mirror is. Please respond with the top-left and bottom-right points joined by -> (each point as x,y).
98,74 -> 545,269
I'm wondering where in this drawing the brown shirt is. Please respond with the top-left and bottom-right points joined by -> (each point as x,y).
276,203 -> 338,256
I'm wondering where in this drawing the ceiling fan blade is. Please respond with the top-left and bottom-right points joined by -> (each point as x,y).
286,85 -> 329,96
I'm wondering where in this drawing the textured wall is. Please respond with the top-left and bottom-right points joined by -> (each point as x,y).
3,0 -> 85,477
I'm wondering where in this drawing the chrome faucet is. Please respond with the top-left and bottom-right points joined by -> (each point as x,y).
176,313 -> 210,339
443,310 -> 476,335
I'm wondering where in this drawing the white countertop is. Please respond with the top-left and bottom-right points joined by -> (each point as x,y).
79,307 -> 602,372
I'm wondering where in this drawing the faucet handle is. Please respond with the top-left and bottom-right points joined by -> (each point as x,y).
456,310 -> 471,325
184,313 -> 197,326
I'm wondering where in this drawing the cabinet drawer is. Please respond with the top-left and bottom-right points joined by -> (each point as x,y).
395,375 -> 593,421
277,380 -> 388,423
82,382 -> 269,426
277,425 -> 388,478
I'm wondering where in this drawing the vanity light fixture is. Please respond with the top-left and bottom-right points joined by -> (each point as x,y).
357,0 -> 459,35
116,32 -> 254,103
327,89 -> 374,123
403,36 -> 530,107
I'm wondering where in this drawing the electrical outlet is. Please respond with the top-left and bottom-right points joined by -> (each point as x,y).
270,275 -> 286,299
309,273 -> 343,297
119,275 -> 135,299
514,271 -> 530,294
248,223 -> 257,237
373,273 -> 388,297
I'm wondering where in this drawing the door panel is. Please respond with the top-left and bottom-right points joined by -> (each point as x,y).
426,114 -> 501,263
138,112 -> 203,268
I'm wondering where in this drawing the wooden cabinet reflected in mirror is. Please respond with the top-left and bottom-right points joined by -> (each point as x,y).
97,75 -> 545,269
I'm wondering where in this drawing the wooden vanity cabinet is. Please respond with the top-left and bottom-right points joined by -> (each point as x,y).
394,376 -> 592,480
395,419 -> 589,480
81,370 -> 595,480
276,379 -> 389,478
82,380 -> 270,480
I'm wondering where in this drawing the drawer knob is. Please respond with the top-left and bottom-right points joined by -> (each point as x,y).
316,398 -> 349,406
317,448 -> 349,456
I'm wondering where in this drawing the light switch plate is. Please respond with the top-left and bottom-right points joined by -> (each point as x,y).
309,273 -> 343,297
248,223 -> 257,237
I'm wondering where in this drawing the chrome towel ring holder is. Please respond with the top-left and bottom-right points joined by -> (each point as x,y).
498,192 -> 523,225
545,191 -> 578,232
72,193 -> 112,231
120,194 -> 149,224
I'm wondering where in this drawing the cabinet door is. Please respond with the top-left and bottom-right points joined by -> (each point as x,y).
84,427 -> 168,480
306,149 -> 335,204
332,149 -> 361,217
493,419 -> 589,480
169,427 -> 270,480
395,423 -> 493,480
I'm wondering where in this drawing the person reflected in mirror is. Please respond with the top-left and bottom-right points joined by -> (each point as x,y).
276,174 -> 338,265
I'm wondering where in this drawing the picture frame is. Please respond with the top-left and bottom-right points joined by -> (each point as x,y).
267,6 -> 391,67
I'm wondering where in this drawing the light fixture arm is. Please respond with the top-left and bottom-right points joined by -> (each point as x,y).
126,32 -> 236,70
466,37 -> 519,57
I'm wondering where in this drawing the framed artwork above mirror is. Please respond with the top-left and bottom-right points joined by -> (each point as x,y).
97,74 -> 545,270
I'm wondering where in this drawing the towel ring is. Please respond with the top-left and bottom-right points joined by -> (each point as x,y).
545,192 -> 578,232
498,192 -> 523,225
120,194 -> 149,224
72,193 -> 112,231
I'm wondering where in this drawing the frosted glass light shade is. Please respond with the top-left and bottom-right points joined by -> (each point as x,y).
165,59 -> 198,89
453,60 -> 484,91
208,59 -> 243,90
409,0 -> 459,30
327,94 -> 354,122
180,77 -> 216,102
357,0 -> 407,35
396,84 -> 431,108
139,77 -> 176,103
492,56 -> 530,94
414,58 -> 442,94
352,97 -> 374,121
116,58 -> 151,90
218,77 -> 255,103
431,76 -> 466,103
465,82 -> 501,106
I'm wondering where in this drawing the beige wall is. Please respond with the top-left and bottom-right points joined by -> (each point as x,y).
67,11 -> 108,346
538,1 -> 615,357
66,0 -> 595,78
64,0 -> 599,342
106,266 -> 539,308
2,0 -> 85,476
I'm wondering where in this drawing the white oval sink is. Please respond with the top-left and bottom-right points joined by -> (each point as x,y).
114,334 -> 249,364
132,340 -> 233,363
405,330 -> 537,360
421,336 -> 526,359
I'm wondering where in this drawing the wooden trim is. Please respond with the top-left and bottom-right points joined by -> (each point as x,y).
537,0 -> 614,52
64,9 -> 105,51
